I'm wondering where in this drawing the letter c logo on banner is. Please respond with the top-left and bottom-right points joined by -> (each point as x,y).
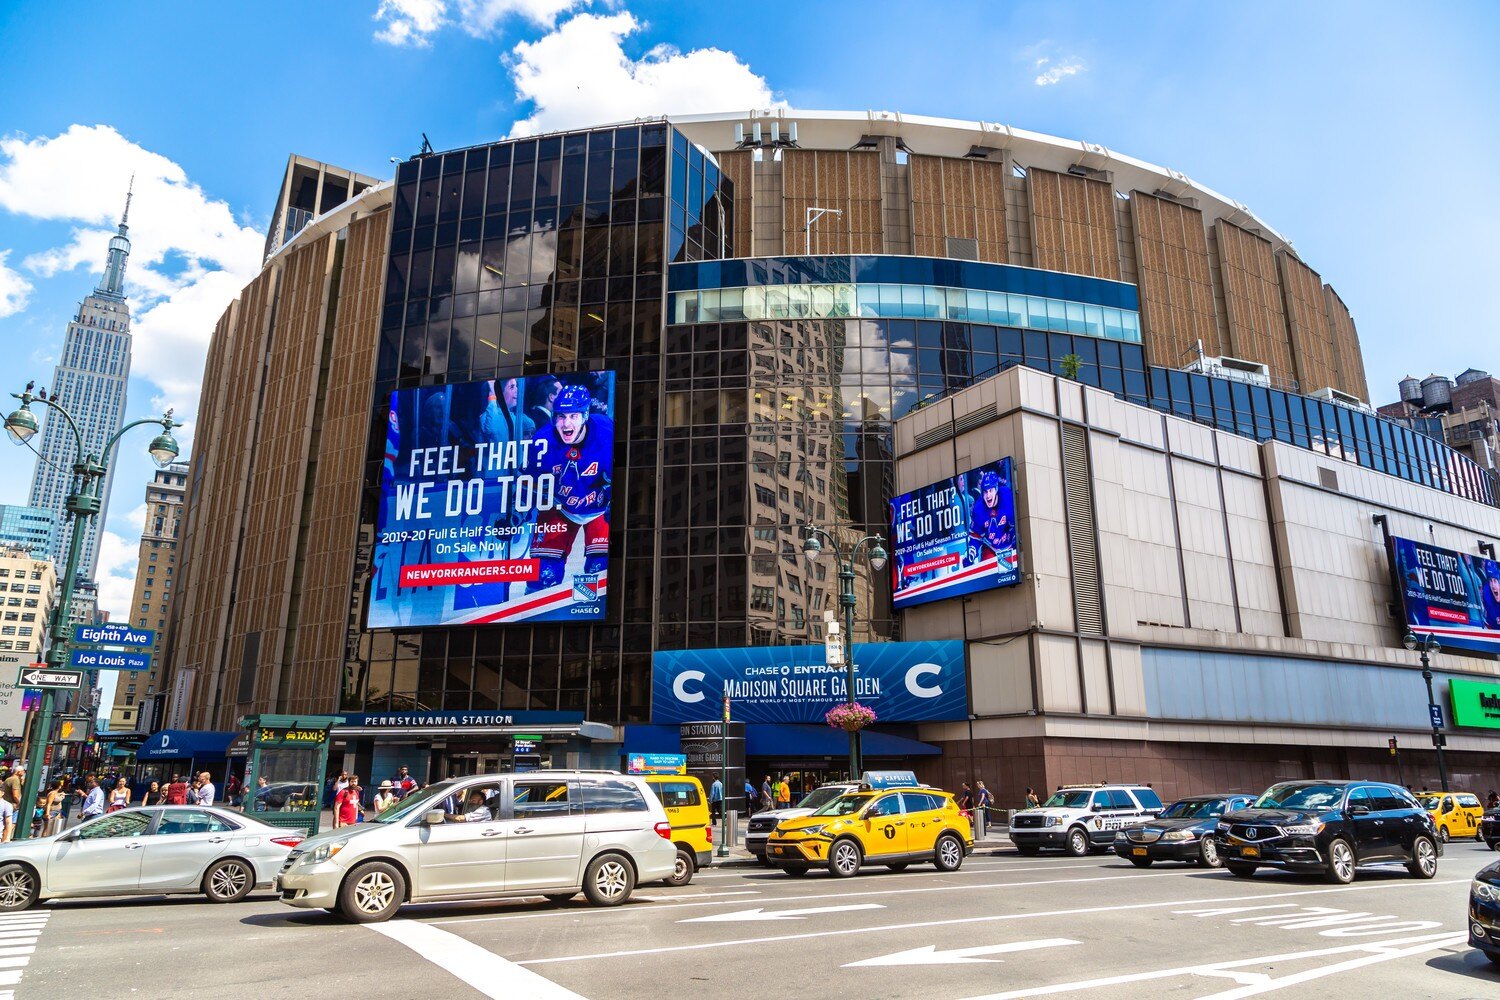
674,670 -> 707,703
905,662 -> 943,699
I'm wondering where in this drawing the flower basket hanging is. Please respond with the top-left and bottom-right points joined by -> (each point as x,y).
825,701 -> 877,733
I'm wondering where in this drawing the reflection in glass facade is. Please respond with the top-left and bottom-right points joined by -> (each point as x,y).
342,125 -> 1493,730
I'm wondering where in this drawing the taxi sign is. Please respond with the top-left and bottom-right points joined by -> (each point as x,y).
860,770 -> 920,789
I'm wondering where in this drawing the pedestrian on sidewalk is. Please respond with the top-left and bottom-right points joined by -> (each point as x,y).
373,781 -> 397,815
709,776 -> 724,821
77,776 -> 105,823
1024,787 -> 1040,808
975,780 -> 993,838
957,782 -> 973,818
44,779 -> 65,836
107,777 -> 131,813
761,775 -> 773,814
776,776 -> 791,810
333,777 -> 362,828
744,779 -> 757,813
166,774 -> 190,805
2,764 -> 24,812
392,766 -> 417,799
195,771 -> 216,806
0,795 -> 13,842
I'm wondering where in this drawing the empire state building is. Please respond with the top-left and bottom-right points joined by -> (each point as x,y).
26,190 -> 135,584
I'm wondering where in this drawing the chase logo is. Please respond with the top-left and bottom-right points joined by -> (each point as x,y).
673,669 -> 707,703
573,573 -> 600,603
904,662 -> 944,699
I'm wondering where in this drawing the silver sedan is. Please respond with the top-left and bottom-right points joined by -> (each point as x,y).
0,806 -> 305,911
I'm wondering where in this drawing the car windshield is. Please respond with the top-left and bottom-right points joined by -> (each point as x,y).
1253,783 -> 1345,810
1158,799 -> 1222,820
811,793 -> 874,817
1042,790 -> 1092,809
1417,794 -> 1441,810
371,779 -> 466,824
797,786 -> 848,811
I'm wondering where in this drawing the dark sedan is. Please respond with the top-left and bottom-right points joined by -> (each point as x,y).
1113,794 -> 1254,868
1471,859 -> 1500,966
1482,809 -> 1500,851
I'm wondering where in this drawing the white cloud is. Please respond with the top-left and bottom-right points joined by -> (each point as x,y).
94,529 -> 138,624
0,124 -> 264,413
374,0 -> 585,46
0,249 -> 31,318
1033,57 -> 1085,87
507,11 -> 779,136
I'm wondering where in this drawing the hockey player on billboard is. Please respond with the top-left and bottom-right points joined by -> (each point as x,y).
527,383 -> 612,606
966,469 -> 1017,579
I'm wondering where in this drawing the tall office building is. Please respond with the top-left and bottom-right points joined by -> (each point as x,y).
0,505 -> 58,557
26,190 -> 134,583
107,462 -> 187,731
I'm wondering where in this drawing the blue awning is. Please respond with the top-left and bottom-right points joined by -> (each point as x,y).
135,730 -> 238,761
747,725 -> 941,759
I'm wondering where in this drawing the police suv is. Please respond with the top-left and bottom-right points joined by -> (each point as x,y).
1010,784 -> 1164,856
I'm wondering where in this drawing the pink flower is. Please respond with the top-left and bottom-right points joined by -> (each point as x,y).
825,702 -> 878,732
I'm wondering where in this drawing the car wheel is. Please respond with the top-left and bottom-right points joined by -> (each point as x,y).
780,864 -> 809,877
1486,950 -> 1500,968
1065,827 -> 1090,857
1014,844 -> 1040,857
934,834 -> 964,872
1438,826 -> 1449,843
828,839 -> 863,878
1324,838 -> 1356,885
338,861 -> 405,923
583,853 -> 635,907
1129,857 -> 1153,869
1406,835 -> 1438,879
543,893 -> 575,904
202,858 -> 254,903
886,862 -> 909,872
1225,862 -> 1257,878
1199,838 -> 1222,868
664,849 -> 694,887
0,864 -> 38,912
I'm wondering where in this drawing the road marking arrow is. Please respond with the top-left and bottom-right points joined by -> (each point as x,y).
680,903 -> 885,923
844,938 -> 1079,966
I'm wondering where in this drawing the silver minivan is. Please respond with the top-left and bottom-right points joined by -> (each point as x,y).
275,770 -> 676,922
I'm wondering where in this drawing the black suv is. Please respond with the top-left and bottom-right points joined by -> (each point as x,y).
1214,780 -> 1440,884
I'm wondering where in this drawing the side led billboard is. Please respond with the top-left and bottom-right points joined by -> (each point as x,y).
368,372 -> 615,627
889,457 -> 1021,610
1388,535 -> 1500,656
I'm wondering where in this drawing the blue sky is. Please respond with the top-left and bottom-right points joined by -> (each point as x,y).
0,0 -> 1497,641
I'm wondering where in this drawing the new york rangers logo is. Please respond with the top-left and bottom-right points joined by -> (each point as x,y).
573,573 -> 600,603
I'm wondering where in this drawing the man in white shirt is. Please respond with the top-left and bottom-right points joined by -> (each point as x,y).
0,797 -> 13,842
196,771 -> 216,807
78,776 -> 105,823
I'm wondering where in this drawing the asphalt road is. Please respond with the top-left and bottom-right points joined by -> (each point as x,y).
14,840 -> 1500,1000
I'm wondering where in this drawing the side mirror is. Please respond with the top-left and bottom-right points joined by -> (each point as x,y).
1348,804 -> 1370,817
424,810 -> 445,825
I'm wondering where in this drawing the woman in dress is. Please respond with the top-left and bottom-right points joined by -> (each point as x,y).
139,780 -> 163,806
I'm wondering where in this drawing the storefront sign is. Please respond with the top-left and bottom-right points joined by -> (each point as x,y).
1388,536 -> 1500,656
254,726 -> 328,747
627,752 -> 688,775
340,711 -> 584,729
652,642 -> 967,725
1449,677 -> 1500,729
368,372 -> 616,628
890,457 -> 1022,610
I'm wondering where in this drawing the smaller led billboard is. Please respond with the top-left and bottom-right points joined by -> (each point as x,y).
889,457 -> 1021,610
1389,536 -> 1500,656
369,372 -> 614,627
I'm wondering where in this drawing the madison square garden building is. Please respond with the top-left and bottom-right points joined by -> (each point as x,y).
165,111 -> 1500,801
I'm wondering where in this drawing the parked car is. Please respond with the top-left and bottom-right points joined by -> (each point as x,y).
275,771 -> 676,922
1112,794 -> 1254,868
1010,784 -> 1165,856
1470,858 -> 1500,966
1416,790 -> 1484,842
0,806 -> 303,912
765,786 -> 972,877
642,773 -> 712,886
1215,780 -> 1440,884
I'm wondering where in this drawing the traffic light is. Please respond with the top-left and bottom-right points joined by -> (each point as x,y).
1388,737 -> 1398,756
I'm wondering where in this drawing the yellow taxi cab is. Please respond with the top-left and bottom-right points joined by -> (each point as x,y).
765,785 -> 972,878
644,774 -> 713,885
1418,790 -> 1484,842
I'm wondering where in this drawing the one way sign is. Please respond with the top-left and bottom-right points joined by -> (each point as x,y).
15,666 -> 83,690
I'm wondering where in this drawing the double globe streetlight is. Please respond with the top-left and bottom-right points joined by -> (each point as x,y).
801,526 -> 887,779
1403,631 -> 1449,793
5,382 -> 179,839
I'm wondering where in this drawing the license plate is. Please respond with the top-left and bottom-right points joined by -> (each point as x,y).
1242,846 -> 1260,858
1132,847 -> 1147,856
772,847 -> 785,856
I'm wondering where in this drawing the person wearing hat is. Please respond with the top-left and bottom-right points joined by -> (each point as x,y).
372,780 -> 397,815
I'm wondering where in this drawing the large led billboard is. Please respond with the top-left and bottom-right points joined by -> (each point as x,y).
889,457 -> 1021,610
368,372 -> 615,627
1388,536 -> 1500,656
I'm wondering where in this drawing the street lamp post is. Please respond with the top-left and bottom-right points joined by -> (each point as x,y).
800,525 -> 887,780
1403,631 -> 1449,793
5,382 -> 179,839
